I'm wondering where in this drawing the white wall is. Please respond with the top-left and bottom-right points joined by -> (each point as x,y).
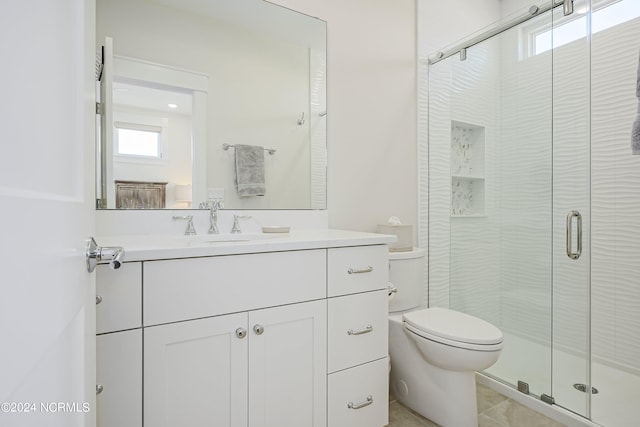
417,0 -> 500,57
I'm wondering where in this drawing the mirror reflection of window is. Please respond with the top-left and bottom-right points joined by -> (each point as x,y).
115,124 -> 163,159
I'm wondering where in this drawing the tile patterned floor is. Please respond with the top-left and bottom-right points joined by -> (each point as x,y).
388,384 -> 567,427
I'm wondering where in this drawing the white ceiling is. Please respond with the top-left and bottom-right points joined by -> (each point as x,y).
113,81 -> 193,115
149,0 -> 326,49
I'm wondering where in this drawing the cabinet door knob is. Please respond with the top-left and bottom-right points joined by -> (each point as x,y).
96,295 -> 103,305
96,384 -> 104,395
235,328 -> 247,339
253,324 -> 264,335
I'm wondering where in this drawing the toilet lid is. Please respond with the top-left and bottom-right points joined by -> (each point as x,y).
403,307 -> 503,346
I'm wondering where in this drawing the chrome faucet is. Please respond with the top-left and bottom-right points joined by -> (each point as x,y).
173,215 -> 196,235
208,200 -> 221,234
231,215 -> 252,234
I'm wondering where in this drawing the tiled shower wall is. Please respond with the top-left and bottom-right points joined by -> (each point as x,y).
591,17 -> 640,374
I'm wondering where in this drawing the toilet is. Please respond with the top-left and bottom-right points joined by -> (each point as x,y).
388,248 -> 503,427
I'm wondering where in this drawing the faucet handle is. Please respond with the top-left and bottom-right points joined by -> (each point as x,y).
208,207 -> 219,235
173,215 -> 196,235
231,215 -> 252,234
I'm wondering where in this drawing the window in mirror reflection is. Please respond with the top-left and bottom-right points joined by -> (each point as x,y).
115,125 -> 163,159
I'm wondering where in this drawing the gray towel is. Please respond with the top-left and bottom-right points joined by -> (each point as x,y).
234,144 -> 266,197
632,50 -> 640,154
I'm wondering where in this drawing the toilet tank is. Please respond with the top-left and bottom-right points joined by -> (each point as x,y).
388,248 -> 427,313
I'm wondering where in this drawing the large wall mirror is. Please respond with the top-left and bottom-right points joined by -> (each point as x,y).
96,0 -> 327,210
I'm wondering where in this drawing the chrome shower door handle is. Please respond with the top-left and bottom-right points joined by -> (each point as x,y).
566,210 -> 582,260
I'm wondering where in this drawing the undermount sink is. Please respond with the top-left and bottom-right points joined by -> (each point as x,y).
96,232 -> 290,255
176,233 -> 285,246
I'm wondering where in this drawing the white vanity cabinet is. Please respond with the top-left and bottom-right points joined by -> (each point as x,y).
144,300 -> 327,427
142,249 -> 327,427
95,231 -> 393,427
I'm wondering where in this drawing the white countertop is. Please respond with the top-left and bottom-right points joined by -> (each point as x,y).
98,229 -> 397,262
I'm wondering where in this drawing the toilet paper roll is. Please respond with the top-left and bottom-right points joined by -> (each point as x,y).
387,282 -> 397,301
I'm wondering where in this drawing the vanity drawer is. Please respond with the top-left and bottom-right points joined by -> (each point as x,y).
96,262 -> 142,334
328,357 -> 389,427
143,249 -> 326,326
328,245 -> 388,297
328,290 -> 388,373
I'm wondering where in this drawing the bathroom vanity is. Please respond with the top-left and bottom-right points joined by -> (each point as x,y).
95,229 -> 393,427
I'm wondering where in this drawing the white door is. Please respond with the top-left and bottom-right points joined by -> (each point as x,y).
248,299 -> 327,427
0,1 -> 96,427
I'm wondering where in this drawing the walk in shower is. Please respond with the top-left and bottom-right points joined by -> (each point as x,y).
422,1 -> 640,425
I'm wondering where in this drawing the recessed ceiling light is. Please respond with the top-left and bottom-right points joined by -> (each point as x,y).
168,103 -> 177,109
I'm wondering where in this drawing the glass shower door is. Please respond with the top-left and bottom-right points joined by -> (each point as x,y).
549,0 -> 591,418
474,19 -> 555,399
589,1 -> 640,425
428,8 -> 556,398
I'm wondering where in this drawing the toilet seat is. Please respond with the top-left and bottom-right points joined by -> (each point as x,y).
403,307 -> 503,351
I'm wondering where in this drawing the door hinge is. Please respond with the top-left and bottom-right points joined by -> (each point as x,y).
96,102 -> 104,115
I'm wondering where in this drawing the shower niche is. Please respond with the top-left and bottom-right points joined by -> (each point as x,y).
451,121 -> 485,217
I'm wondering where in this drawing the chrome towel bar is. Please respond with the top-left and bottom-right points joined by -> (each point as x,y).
222,143 -> 276,155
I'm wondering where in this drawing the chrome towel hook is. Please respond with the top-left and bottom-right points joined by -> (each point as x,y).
297,112 -> 305,125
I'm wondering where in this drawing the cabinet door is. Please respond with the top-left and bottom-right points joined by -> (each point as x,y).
248,300 -> 327,427
97,329 -> 142,427
96,262 -> 141,334
144,313 -> 248,427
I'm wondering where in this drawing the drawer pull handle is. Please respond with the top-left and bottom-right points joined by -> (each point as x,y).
347,395 -> 373,410
347,266 -> 373,275
347,325 -> 373,336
